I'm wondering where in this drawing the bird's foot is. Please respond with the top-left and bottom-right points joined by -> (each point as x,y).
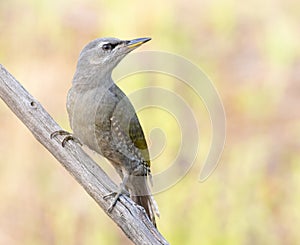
50,130 -> 82,147
103,185 -> 130,212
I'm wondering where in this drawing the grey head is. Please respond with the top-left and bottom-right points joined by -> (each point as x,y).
74,37 -> 151,82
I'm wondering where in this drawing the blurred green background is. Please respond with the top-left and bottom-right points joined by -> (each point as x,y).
1,0 -> 300,244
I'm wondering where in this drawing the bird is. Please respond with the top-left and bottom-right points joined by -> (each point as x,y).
51,37 -> 159,227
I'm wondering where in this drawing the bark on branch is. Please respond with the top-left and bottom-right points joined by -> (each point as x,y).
0,64 -> 169,245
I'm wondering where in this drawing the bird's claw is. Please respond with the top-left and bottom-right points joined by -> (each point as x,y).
50,130 -> 82,147
103,186 -> 129,212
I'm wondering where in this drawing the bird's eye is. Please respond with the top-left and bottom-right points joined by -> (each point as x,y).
102,43 -> 113,51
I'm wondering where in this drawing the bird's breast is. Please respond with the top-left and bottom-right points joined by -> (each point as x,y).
67,85 -> 111,154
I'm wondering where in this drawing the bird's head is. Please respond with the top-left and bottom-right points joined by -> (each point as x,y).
75,37 -> 151,79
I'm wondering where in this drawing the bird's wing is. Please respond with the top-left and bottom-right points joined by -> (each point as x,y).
128,115 -> 151,165
108,84 -> 151,167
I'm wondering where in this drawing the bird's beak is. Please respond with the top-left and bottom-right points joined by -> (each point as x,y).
126,37 -> 151,49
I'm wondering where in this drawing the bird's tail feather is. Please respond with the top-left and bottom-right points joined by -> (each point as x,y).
129,175 -> 159,227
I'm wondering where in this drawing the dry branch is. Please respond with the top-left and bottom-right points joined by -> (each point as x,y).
0,64 -> 169,245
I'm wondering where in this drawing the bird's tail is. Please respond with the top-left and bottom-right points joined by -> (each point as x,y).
129,175 -> 159,227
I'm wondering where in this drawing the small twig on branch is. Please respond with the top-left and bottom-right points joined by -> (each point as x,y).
0,64 -> 169,245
